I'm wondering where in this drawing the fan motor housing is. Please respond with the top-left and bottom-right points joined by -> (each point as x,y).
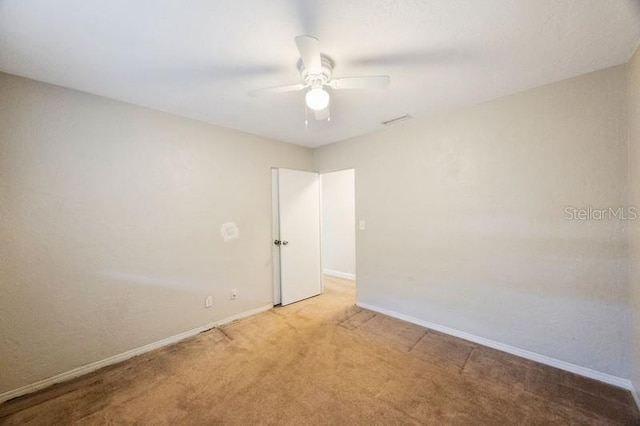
298,54 -> 334,85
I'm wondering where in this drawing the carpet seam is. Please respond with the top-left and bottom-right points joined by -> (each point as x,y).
407,329 -> 429,353
354,312 -> 378,329
216,327 -> 234,341
460,345 -> 477,373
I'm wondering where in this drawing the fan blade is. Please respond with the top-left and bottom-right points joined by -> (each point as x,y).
295,35 -> 322,75
330,76 -> 390,90
314,107 -> 329,121
248,83 -> 306,97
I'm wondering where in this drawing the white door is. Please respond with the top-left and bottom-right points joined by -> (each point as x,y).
274,168 -> 321,306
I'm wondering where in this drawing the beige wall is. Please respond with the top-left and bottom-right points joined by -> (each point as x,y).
0,72 -> 312,394
314,65 -> 630,377
628,46 -> 640,399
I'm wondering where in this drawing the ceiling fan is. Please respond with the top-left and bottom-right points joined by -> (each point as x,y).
249,35 -> 390,121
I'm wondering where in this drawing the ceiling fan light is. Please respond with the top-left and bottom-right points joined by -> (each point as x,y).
305,88 -> 330,111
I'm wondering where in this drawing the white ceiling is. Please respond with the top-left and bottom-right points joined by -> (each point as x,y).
1,1 -> 639,148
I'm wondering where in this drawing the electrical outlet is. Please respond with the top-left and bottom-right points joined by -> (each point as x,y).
205,296 -> 213,308
230,289 -> 237,301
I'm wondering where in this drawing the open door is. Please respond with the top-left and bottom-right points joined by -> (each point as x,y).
273,168 -> 322,306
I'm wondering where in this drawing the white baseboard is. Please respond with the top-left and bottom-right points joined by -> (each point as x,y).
0,303 -> 273,404
323,269 -> 355,280
214,304 -> 273,326
357,302 -> 632,390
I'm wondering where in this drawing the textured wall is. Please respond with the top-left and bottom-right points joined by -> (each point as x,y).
0,72 -> 312,394
314,65 -> 630,377
321,169 -> 356,277
628,46 -> 640,398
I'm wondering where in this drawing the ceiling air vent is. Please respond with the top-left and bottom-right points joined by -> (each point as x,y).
381,114 -> 412,126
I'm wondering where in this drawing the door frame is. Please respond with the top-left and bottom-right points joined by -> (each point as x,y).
271,168 -> 282,305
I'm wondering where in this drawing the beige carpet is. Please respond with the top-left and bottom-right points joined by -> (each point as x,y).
1,276 -> 638,425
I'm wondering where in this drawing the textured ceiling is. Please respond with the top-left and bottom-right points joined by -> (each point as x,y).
1,0 -> 639,147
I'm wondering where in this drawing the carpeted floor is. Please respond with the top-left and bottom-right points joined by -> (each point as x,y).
1,276 -> 638,425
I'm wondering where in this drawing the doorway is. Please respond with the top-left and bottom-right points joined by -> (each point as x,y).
271,167 -> 356,306
320,169 -> 356,287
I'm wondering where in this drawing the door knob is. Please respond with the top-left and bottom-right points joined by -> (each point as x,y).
274,239 -> 281,245
282,240 -> 288,246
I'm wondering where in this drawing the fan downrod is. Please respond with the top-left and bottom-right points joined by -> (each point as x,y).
297,54 -> 334,86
